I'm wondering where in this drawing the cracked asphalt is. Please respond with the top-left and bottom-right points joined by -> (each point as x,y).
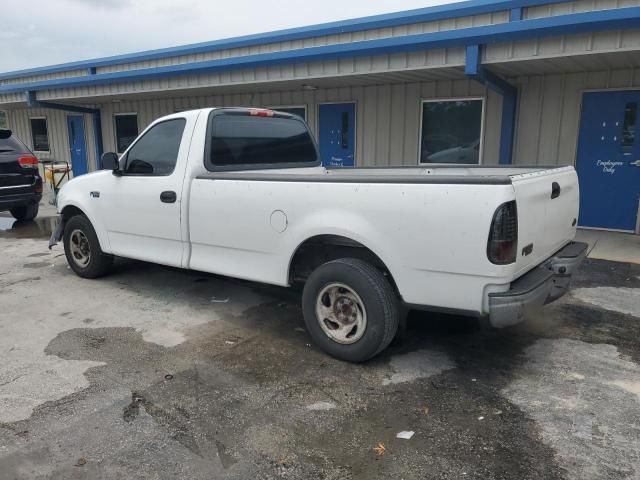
0,213 -> 639,479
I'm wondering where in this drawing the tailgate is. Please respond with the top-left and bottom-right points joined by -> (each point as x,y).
511,167 -> 579,276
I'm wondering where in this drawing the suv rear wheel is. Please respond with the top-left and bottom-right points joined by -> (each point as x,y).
302,258 -> 399,362
10,203 -> 39,222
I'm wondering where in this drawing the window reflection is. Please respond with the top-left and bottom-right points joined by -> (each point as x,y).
420,100 -> 483,164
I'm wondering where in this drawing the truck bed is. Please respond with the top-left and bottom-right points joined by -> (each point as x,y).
191,163 -> 578,315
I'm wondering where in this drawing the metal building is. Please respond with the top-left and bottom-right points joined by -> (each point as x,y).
1,0 -> 639,233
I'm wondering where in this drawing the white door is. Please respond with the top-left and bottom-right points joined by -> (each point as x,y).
100,117 -> 191,267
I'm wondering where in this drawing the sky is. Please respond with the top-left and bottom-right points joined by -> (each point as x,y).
0,0 -> 455,74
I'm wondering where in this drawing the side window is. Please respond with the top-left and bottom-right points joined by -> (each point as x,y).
30,117 -> 50,152
115,114 -> 139,154
621,102 -> 637,153
124,119 -> 186,176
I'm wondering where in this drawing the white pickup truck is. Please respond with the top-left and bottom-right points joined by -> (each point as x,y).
50,107 -> 587,362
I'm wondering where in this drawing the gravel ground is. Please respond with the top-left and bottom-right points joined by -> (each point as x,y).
0,213 -> 639,480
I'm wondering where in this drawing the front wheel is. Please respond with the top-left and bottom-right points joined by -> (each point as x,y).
63,215 -> 113,278
302,258 -> 399,362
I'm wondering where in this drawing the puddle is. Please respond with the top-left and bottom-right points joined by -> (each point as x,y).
0,214 -> 59,239
0,216 -> 14,230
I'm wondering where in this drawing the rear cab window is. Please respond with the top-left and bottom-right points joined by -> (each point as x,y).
205,109 -> 319,171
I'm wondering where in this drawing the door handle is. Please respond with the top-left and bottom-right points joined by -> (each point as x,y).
631,160 -> 640,167
160,191 -> 177,203
551,182 -> 561,199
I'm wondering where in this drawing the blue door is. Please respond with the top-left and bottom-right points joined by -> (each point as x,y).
67,115 -> 88,176
576,91 -> 640,231
318,103 -> 355,167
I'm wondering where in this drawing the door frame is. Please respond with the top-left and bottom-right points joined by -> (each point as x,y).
575,89 -> 640,234
317,101 -> 358,167
66,114 -> 88,175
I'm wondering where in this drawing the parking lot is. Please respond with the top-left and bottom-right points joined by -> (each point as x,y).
0,211 -> 639,480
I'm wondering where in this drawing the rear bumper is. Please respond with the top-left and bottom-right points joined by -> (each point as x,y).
488,241 -> 588,328
0,192 -> 42,211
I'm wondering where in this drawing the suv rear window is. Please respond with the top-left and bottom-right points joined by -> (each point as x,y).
206,112 -> 318,170
0,131 -> 30,154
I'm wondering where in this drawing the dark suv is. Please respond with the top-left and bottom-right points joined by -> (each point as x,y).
0,129 -> 42,221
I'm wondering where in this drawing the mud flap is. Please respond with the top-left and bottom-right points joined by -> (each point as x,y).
48,218 -> 65,249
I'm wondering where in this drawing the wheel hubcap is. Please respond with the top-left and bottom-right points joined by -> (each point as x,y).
315,283 -> 367,344
69,229 -> 91,267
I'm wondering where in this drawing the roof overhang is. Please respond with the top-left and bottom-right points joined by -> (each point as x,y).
0,0 -> 580,81
2,7 -> 640,97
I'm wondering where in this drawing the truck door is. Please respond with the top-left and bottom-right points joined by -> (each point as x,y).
100,117 -> 192,267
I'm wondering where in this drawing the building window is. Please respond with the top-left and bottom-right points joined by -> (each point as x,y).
114,114 -> 139,154
268,106 -> 307,121
419,99 -> 483,164
30,117 -> 50,152
0,111 -> 8,129
621,102 -> 637,153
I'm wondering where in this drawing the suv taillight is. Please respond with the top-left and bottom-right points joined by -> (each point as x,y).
18,155 -> 39,169
487,201 -> 518,265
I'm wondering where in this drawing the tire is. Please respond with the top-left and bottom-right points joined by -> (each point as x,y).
10,203 -> 39,222
302,258 -> 399,362
63,215 -> 113,278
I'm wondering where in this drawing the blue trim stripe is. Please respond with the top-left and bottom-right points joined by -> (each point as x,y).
0,0 -> 573,81
2,7 -> 640,95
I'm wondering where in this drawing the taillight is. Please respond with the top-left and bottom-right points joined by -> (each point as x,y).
248,109 -> 275,117
18,155 -> 39,169
487,201 -> 518,265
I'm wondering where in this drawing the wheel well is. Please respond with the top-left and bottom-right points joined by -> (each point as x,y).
289,235 -> 398,291
61,205 -> 85,221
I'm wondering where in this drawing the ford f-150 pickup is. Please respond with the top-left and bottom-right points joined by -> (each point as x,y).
50,107 -> 587,362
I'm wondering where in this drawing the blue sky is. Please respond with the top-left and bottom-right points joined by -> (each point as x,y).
0,0 -> 452,73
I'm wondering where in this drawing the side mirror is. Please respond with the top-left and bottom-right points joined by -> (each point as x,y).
101,152 -> 120,173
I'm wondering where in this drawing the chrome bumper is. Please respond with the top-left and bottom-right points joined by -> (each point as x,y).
488,241 -> 588,328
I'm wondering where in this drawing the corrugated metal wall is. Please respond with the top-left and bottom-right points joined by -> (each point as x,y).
95,12 -> 509,75
8,67 -> 640,171
6,107 -> 97,174
525,0 -> 640,19
513,67 -> 640,165
5,0 -> 638,91
97,78 -> 500,167
484,28 -> 640,64
32,50 -> 469,102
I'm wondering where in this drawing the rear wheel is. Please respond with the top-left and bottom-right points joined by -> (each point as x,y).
10,203 -> 39,222
302,258 -> 399,362
63,215 -> 113,278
